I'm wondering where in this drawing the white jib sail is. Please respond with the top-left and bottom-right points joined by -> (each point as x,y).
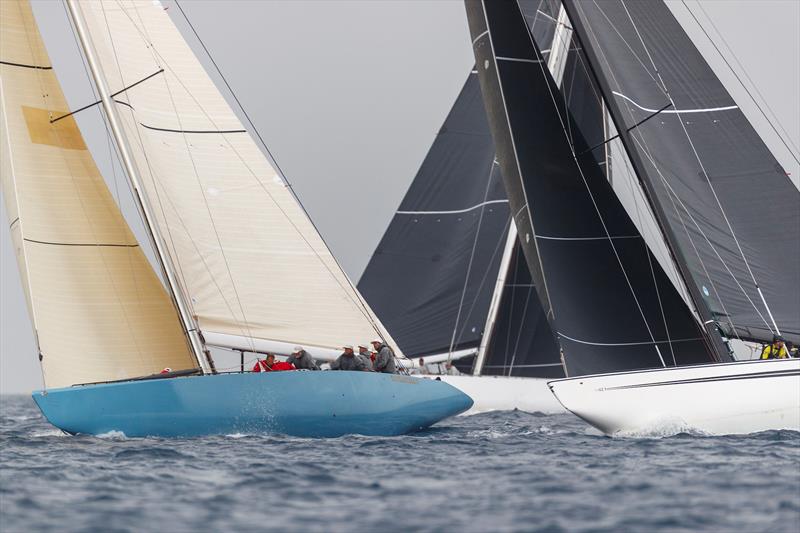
0,0 -> 196,388
75,0 -> 396,356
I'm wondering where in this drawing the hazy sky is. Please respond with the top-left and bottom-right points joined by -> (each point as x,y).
2,0 -> 798,394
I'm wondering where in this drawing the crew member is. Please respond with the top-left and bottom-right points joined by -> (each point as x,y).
330,345 -> 367,371
371,339 -> 396,374
287,346 -> 320,370
760,335 -> 789,359
357,344 -> 374,371
416,358 -> 429,375
444,361 -> 461,376
253,353 -> 276,372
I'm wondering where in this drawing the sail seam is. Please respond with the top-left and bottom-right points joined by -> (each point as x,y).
536,234 -> 640,241
484,362 -> 563,368
0,60 -> 52,70
497,56 -> 544,64
138,123 -> 247,134
611,91 -> 738,114
558,332 -> 703,347
24,238 -> 139,248
396,199 -> 509,216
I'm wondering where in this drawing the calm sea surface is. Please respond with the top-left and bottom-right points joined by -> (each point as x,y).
1,394 -> 798,532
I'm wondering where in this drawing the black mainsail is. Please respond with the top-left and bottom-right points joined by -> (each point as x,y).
562,0 -> 800,345
465,0 -> 718,376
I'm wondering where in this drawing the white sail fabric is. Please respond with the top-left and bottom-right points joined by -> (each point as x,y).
0,0 -> 195,388
75,0 -> 387,353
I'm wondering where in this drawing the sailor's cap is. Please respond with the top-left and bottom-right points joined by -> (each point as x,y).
343,344 -> 354,350
293,346 -> 303,352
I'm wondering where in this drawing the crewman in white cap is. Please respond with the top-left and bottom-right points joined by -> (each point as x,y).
371,338 -> 396,374
357,343 -> 374,371
286,345 -> 319,370
330,344 -> 368,371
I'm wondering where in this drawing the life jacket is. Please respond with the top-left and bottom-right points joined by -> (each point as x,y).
760,345 -> 788,359
271,361 -> 296,371
252,360 -> 273,372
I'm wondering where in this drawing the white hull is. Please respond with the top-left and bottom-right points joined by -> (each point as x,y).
549,359 -> 800,436
414,375 -> 566,415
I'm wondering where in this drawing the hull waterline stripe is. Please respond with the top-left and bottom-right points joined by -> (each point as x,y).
602,368 -> 800,391
397,199 -> 509,216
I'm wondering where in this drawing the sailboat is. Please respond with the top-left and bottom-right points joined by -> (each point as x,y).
0,0 -> 471,438
359,0 -> 608,414
466,0 -> 799,435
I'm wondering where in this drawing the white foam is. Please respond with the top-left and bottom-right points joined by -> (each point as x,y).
31,429 -> 67,438
96,430 -> 128,440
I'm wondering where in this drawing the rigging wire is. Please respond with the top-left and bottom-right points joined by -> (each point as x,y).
578,0 -> 764,350
619,0 -> 781,336
684,0 -> 800,165
446,161 -> 497,360
170,0 -> 391,344
521,3 -> 666,366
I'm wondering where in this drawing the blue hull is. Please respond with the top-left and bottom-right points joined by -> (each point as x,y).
32,372 -> 473,438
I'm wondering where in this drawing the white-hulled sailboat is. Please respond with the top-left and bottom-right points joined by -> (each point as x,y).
1,0 -> 471,438
466,0 -> 799,435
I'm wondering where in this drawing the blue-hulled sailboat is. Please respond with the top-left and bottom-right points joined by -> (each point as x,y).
1,0 -> 471,438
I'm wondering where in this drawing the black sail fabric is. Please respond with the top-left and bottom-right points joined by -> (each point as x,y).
465,0 -> 716,376
359,0 -> 565,365
481,244 -> 563,378
563,0 -> 800,344
358,74 -> 510,357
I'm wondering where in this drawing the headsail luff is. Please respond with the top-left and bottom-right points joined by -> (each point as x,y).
0,0 -> 195,388
75,0 -> 391,354
563,0 -> 800,345
466,0 -> 717,376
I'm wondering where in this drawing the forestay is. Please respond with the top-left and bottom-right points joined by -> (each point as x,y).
75,0 -> 390,354
466,0 -> 718,376
563,0 -> 800,344
0,0 -> 195,388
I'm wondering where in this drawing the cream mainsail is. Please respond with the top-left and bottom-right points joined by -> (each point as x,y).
74,0 -> 394,354
0,0 -> 196,388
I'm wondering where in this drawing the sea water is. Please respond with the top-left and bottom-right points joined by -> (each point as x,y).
1,395 -> 798,532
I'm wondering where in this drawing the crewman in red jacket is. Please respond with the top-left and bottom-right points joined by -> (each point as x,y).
252,354 -> 296,372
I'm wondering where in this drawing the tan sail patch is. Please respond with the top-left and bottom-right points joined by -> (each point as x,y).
22,106 -> 86,150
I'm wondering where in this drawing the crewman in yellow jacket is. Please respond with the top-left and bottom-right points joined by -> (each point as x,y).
760,335 -> 789,359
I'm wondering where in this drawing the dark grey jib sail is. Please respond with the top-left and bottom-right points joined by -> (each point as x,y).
358,73 -> 511,359
562,0 -> 800,345
359,0 -> 566,375
466,0 -> 718,376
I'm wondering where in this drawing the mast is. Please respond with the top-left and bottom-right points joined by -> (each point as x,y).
560,0 -> 730,362
473,3 -> 573,376
64,0 -> 213,374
